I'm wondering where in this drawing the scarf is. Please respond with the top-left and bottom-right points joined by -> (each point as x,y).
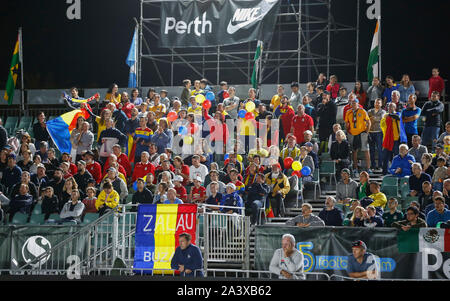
382,115 -> 395,151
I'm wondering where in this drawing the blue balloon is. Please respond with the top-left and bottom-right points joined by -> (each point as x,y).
224,154 -> 229,160
206,92 -> 215,101
301,166 -> 311,176
133,181 -> 138,192
178,125 -> 188,135
238,109 -> 247,118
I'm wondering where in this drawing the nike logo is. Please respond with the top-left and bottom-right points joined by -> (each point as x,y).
227,2 -> 276,35
227,14 -> 265,34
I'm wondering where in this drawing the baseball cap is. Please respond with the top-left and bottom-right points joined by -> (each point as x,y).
194,176 -> 203,183
77,160 -> 86,166
37,163 -> 46,169
291,81 -> 299,88
84,150 -> 94,157
272,162 -> 281,169
352,240 -> 367,250
107,167 -> 117,173
226,183 -> 236,190
316,85 -> 324,90
341,168 -> 351,175
174,175 -> 183,182
304,142 -> 313,147
8,153 -> 16,160
287,133 -> 297,141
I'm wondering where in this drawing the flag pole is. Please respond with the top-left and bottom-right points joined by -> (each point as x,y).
19,27 -> 25,114
377,16 -> 381,81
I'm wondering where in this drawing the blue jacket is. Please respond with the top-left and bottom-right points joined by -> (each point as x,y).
426,208 -> 450,228
318,207 -> 344,226
1,165 -> 22,189
171,244 -> 204,277
388,154 -> 415,177
220,191 -> 244,214
151,129 -> 173,154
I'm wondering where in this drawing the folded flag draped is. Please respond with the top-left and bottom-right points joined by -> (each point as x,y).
398,228 -> 450,253
46,109 -> 90,154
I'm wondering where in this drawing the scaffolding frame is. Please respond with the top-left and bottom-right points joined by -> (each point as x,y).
138,0 -> 360,88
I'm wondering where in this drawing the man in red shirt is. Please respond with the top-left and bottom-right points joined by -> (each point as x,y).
85,151 -> 102,184
189,176 -> 207,204
132,151 -> 156,182
428,68 -> 445,100
326,75 -> 340,100
112,144 -> 132,178
61,152 -> 78,176
343,93 -> 364,122
120,92 -> 135,118
102,153 -> 128,179
290,104 -> 314,144
173,175 -> 188,203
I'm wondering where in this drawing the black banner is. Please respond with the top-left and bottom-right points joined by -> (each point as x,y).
159,0 -> 281,48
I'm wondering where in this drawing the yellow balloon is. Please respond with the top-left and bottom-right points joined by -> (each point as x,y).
292,161 -> 302,171
237,155 -> 243,162
184,136 -> 194,145
245,101 -> 256,112
195,94 -> 206,104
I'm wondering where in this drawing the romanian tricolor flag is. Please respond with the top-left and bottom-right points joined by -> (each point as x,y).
133,204 -> 198,274
46,109 -> 90,154
128,128 -> 153,163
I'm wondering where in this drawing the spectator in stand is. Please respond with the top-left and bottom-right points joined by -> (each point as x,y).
98,118 -> 127,164
382,198 -> 404,227
290,105 -> 314,145
159,90 -> 170,110
223,87 -> 240,120
265,163 -> 290,217
41,186 -> 59,220
349,206 -> 365,227
409,163 -> 432,197
70,121 -> 94,162
289,82 -> 303,113
145,87 -> 156,103
397,74 -> 415,106
302,95 -> 317,127
130,88 -> 144,106
421,91 -> 444,151
245,173 -> 270,225
171,232 -> 204,277
269,234 -> 304,280
326,75 -> 340,100
31,163 -> 49,195
189,155 -> 209,183
206,170 -> 226,196
318,196 -> 344,226
274,96 -> 295,140
298,146 -> 315,183
82,187 -> 98,215
73,160 -> 93,195
104,83 -> 121,106
280,134 -> 301,161
380,103 -> 407,175
84,151 -> 102,185
216,81 -> 228,105
48,168 -> 65,202
408,135 -> 428,164
8,184 -> 34,221
335,87 -> 349,126
133,116 -> 153,163
59,189 -> 85,224
315,73 -> 327,88
32,112 -> 51,149
0,121 -> 7,152
390,90 -> 404,112
164,188 -> 183,204
148,94 -> 167,120
428,68 -> 445,100
432,157 -> 447,192
95,180 -> 119,216
402,94 -> 421,147
270,85 -> 285,112
100,167 -> 128,202
382,75 -> 398,106
367,98 -> 385,170
421,153 -> 435,178
95,108 -> 112,142
111,145 -> 132,180
362,205 -> 383,227
432,144 -> 448,167
426,196 -> 450,227
285,203 -> 325,227
2,154 -> 22,194
344,94 -> 372,176
132,152 -> 155,183
173,176 -> 187,203
303,131 -> 320,158
345,199 -> 361,220
220,183 -> 244,214
388,144 -> 415,178
151,118 -> 173,154
353,80 -> 367,109
180,79 -> 191,107
10,171 -> 38,202
347,240 -> 379,279
367,181 -> 388,211
336,169 -> 358,206
189,176 -> 206,204
419,181 -> 434,210
438,122 -> 450,145
317,90 -> 337,154
392,206 -> 427,230
305,82 -> 317,109
153,183 -> 168,204
17,150 -> 33,173
356,171 -> 371,200
366,77 -> 384,109
106,102 -> 127,135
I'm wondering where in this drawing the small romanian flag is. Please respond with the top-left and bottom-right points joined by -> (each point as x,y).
398,228 -> 450,253
4,31 -> 21,105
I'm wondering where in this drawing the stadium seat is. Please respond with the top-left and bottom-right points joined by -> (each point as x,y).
82,213 -> 100,224
311,168 -> 321,200
47,213 -> 60,222
17,116 -> 34,132
11,212 -> 29,224
4,116 -> 19,135
399,177 -> 410,199
382,176 -> 398,187
32,203 -> 42,215
320,161 -> 336,186
402,196 -> 419,210
29,213 -> 45,225
285,176 -> 299,208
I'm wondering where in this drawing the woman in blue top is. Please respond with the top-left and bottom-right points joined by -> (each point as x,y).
397,74 -> 415,105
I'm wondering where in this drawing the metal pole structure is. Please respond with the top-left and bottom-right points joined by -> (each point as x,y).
355,0 -> 360,80
326,0 -> 331,79
139,0 -> 143,89
297,0 -> 302,83
378,16 -> 382,81
19,27 -> 25,114
217,46 -> 220,85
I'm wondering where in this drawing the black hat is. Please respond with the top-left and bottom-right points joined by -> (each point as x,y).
84,150 -> 94,157
291,81 -> 299,88
323,90 -> 331,95
352,240 -> 367,250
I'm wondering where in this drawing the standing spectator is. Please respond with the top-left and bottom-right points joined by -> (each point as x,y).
326,75 -> 340,100
84,151 -> 102,185
0,119 -> 8,152
104,83 -> 121,106
318,196 -> 344,226
98,118 -> 127,165
408,135 -> 428,163
346,240 -> 379,279
366,77 -> 384,109
368,98 -> 386,170
269,234 -> 304,280
216,81 -> 228,105
382,198 -> 404,227
397,74 -> 416,105
302,95 -> 317,127
151,118 -> 173,154
382,75 -> 398,106
353,80 -> 367,109
392,206 -> 427,230
121,92 -> 136,118
223,87 -> 240,120
290,105 -> 314,145
270,85 -> 285,112
171,233 -> 204,277
289,82 -> 303,113
344,95 -> 372,175
32,112 -> 51,149
95,109 -> 112,142
336,169 -> 358,205
335,87 -> 349,126
148,94 -> 166,120
317,91 -> 337,154
401,95 -> 421,147
130,88 -> 144,106
388,144 -> 415,177
409,163 -> 431,197
330,130 -> 351,182
180,79 -> 191,107
274,96 -> 295,141
133,116 -> 153,163
315,73 -> 327,88
70,121 -> 94,162
285,203 -> 325,227
421,91 -> 444,151
426,196 -> 450,227
428,67 -> 445,100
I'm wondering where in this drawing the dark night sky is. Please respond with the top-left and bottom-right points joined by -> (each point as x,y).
0,0 -> 448,89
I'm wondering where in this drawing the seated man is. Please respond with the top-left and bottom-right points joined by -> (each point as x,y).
59,189 -> 85,224
285,203 -> 325,227
95,180 -> 120,216
388,144 -> 415,177
318,196 -> 344,226
164,188 -> 184,204
8,184 -> 33,222
426,196 -> 450,227
409,163 -> 431,197
392,206 -> 427,230
245,173 -> 270,225
346,240 -> 379,279
381,198 -> 404,227
220,183 -> 244,215
269,234 -> 304,280
408,135 -> 428,163
366,181 -> 388,213
280,134 -> 301,161
132,178 -> 154,208
336,169 -> 358,205
170,233 -> 204,277
265,163 -> 290,217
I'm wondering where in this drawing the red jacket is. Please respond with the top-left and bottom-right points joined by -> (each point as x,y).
117,153 -> 132,177
102,162 -> 128,180
291,114 -> 314,144
327,83 -> 340,99
203,111 -> 230,144
174,185 -> 187,203
132,161 -> 155,182
429,76 -> 445,99
87,161 -> 102,184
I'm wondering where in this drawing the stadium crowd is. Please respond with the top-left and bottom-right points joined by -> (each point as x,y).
0,69 -> 449,230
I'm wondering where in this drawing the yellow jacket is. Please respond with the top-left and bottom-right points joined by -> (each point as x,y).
280,147 -> 301,160
265,172 -> 290,197
95,190 -> 120,210
369,192 -> 387,208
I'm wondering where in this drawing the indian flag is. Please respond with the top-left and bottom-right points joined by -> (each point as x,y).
366,19 -> 380,83
398,228 -> 450,253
